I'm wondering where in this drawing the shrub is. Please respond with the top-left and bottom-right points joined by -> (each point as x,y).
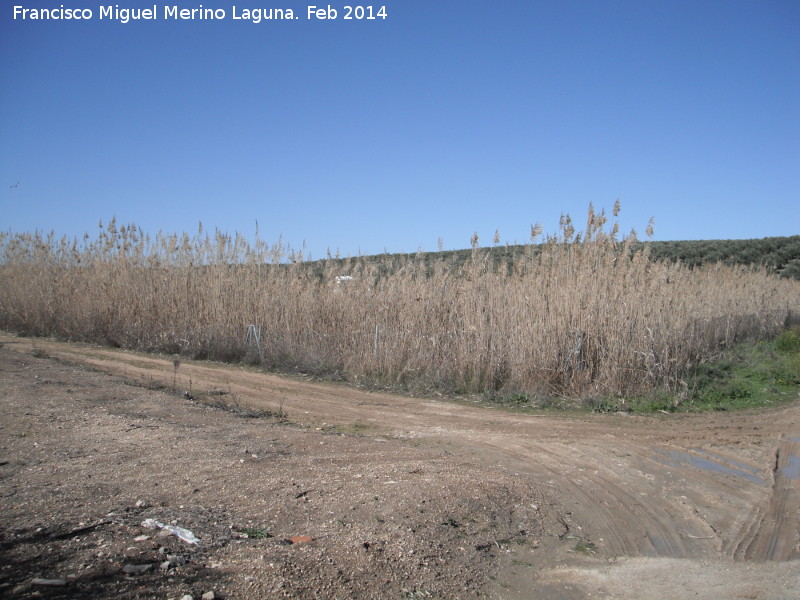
775,327 -> 800,354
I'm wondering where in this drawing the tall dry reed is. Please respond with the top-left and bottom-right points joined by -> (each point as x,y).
1,208 -> 797,398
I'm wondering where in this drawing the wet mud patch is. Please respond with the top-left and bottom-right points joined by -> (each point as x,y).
654,447 -> 768,485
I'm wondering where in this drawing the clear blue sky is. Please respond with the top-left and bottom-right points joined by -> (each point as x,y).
1,1 -> 798,259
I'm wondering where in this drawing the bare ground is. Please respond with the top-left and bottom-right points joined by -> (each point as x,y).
1,333 -> 799,599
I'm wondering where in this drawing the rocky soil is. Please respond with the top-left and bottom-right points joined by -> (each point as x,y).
1,334 -> 799,599
0,343 -> 558,599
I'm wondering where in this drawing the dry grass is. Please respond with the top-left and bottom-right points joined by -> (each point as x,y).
1,207 -> 798,399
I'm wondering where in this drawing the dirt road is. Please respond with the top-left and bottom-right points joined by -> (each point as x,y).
2,333 -> 799,599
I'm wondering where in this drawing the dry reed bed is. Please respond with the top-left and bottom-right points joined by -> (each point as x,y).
1,211 -> 798,398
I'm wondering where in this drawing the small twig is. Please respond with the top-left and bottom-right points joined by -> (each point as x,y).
557,515 -> 571,540
52,519 -> 111,540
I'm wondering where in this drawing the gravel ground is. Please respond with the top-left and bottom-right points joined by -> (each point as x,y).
3,335 -> 799,600
0,346 -> 555,599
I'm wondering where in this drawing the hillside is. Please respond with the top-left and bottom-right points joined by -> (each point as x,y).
316,235 -> 800,281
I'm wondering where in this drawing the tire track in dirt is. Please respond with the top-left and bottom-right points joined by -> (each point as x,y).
733,438 -> 800,561
3,334 -> 798,563
453,433 -> 638,556
472,435 -> 718,558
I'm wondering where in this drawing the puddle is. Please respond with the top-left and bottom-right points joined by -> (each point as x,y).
654,448 -> 766,485
778,454 -> 800,481
692,449 -> 764,479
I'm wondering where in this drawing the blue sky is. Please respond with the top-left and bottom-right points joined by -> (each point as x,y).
1,1 -> 798,259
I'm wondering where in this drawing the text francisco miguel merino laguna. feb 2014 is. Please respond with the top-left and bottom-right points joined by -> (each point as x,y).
12,4 -> 389,23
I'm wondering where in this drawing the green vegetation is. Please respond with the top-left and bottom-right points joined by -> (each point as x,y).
774,326 -> 800,354
572,540 -> 598,555
613,327 -> 800,413
685,327 -> 800,411
644,236 -> 800,280
475,327 -> 800,413
238,527 -> 272,539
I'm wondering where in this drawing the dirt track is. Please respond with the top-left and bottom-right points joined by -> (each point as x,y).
2,333 -> 799,599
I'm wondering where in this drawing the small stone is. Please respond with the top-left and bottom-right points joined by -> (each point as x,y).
202,592 -> 216,600
135,500 -> 149,508
160,561 -> 171,571
122,563 -> 152,575
30,578 -> 67,587
167,555 -> 186,567
180,595 -> 194,600
133,535 -> 150,542
289,535 -> 313,544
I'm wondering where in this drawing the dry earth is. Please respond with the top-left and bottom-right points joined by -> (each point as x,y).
1,333 -> 799,599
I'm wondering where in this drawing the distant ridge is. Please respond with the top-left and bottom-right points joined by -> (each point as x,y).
312,235 -> 800,281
